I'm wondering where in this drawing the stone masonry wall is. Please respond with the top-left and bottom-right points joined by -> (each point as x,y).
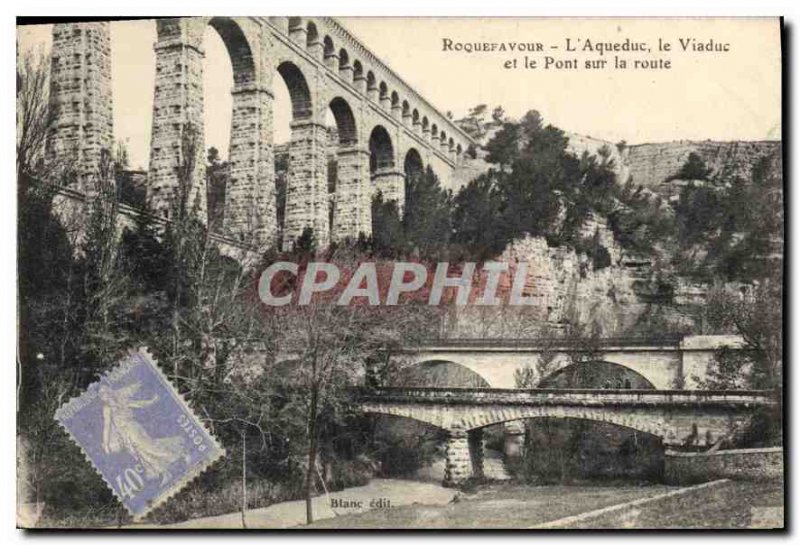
665,447 -> 783,485
283,120 -> 330,249
46,22 -> 113,193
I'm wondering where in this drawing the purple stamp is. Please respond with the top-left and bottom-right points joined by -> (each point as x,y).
54,348 -> 225,519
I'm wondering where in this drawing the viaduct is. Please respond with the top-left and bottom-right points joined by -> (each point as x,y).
394,335 -> 746,390
45,17 -> 473,252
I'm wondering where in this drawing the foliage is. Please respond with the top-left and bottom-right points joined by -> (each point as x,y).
674,152 -> 712,180
371,166 -> 452,260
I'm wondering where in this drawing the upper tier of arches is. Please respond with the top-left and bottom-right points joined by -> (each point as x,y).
270,16 -> 472,161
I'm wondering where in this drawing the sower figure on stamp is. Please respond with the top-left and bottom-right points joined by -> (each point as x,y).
99,383 -> 189,486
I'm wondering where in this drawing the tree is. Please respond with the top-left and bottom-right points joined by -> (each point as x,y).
17,47 -> 57,180
403,166 -> 452,258
675,152 -> 712,180
484,122 -> 521,170
260,246 -> 440,523
371,193 -> 405,257
491,106 -> 506,124
702,280 -> 782,392
451,174 -> 505,259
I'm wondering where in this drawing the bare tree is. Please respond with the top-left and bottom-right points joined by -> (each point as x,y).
17,46 -> 52,179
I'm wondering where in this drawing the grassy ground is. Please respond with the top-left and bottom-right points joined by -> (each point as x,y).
303,482 -> 675,529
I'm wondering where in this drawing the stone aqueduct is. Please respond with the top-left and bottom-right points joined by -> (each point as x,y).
45,17 -> 473,251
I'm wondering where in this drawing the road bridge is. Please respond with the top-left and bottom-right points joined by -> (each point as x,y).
361,387 -> 776,485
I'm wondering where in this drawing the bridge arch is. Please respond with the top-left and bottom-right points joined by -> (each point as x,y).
328,97 -> 358,145
403,148 -> 424,180
394,358 -> 494,389
207,17 -> 256,88
538,360 -> 657,390
352,60 -> 364,81
305,21 -> 319,49
276,61 -> 312,120
393,359 -> 491,388
369,125 -> 395,173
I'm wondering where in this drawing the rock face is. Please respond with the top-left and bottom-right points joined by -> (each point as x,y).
623,140 -> 780,190
445,222 -> 648,338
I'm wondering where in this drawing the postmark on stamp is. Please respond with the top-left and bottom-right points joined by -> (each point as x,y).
54,348 -> 225,519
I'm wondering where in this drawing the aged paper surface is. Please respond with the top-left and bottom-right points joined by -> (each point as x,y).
17,16 -> 782,529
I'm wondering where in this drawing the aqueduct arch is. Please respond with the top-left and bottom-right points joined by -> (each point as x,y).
537,360 -> 657,390
46,17 -> 474,254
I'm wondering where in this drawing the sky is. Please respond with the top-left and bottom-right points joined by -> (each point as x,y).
17,17 -> 781,170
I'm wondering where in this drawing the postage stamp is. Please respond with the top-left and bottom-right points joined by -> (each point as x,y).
54,348 -> 225,519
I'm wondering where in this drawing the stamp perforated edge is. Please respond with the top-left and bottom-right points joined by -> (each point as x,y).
53,347 -> 227,522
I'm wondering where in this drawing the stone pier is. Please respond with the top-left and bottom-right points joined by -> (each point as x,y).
444,431 -> 471,486
503,420 -> 526,461
283,119 -> 329,250
46,22 -> 113,193
333,147 -> 371,240
372,168 -> 406,211
444,429 -> 487,486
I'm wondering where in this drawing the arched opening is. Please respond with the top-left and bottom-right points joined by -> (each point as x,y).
305,21 -> 318,48
276,61 -> 312,120
456,143 -> 463,156
401,100 -> 410,121
326,97 -> 358,233
422,116 -> 429,134
338,48 -> 350,69
274,61 -> 313,236
370,413 -> 448,480
500,416 -> 664,483
448,137 -> 455,151
202,18 -> 258,230
392,359 -> 490,388
323,35 -> 335,59
328,97 -> 357,146
403,147 -> 424,195
379,81 -> 388,101
368,125 -> 394,174
367,71 -> 377,92
353,60 -> 363,80
390,91 -> 400,110
538,360 -> 657,390
439,130 -> 447,144
201,25 -> 233,227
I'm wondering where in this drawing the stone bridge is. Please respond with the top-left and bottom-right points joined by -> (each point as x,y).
46,18 -> 474,252
395,335 -> 746,390
360,387 -> 776,485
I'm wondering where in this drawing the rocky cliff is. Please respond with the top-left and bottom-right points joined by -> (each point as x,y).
446,134 -> 783,338
623,140 -> 780,189
444,217 -> 653,338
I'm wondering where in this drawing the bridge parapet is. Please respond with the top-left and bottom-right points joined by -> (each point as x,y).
361,387 -> 777,408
